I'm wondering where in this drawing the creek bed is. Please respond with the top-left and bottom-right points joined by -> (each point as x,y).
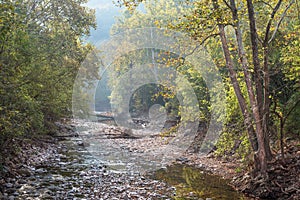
74,120 -> 251,199
152,164 -> 249,199
1,121 -> 252,199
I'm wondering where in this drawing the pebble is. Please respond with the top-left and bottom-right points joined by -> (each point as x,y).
35,168 -> 47,173
17,168 -> 32,177
8,196 -> 15,200
3,121 -> 248,199
1,138 -> 173,199
5,183 -> 13,188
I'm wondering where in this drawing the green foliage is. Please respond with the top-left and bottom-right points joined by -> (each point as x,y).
108,1 -> 213,122
0,0 -> 96,143
114,0 -> 300,161
176,63 -> 211,122
215,129 -> 251,161
215,101 -> 251,160
284,91 -> 300,136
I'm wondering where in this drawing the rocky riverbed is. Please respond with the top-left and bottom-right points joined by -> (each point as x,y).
0,137 -> 175,199
0,120 -> 253,200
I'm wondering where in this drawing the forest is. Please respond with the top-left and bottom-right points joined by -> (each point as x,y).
1,0 -> 299,199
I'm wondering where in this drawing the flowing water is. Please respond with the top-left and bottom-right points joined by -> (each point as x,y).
75,121 -> 251,199
153,164 -> 249,200
2,121 -> 252,199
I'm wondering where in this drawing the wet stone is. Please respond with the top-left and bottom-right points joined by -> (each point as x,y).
17,168 -> 32,177
1,120 -> 253,199
5,183 -> 13,188
7,196 -> 14,200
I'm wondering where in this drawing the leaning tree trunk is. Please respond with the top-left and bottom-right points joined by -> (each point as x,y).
229,0 -> 260,153
212,0 -> 258,152
246,0 -> 270,174
218,24 -> 258,152
213,0 -> 268,174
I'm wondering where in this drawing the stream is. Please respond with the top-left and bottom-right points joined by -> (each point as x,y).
1,120 -> 251,199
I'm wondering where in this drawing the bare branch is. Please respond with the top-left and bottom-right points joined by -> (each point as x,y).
257,1 -> 274,10
200,33 -> 219,46
268,0 -> 295,44
222,0 -> 232,10
263,0 -> 283,45
183,33 -> 219,58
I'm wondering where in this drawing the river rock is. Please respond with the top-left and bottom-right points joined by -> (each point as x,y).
5,183 -> 13,188
77,141 -> 84,146
17,168 -> 32,177
35,168 -> 47,173
13,191 -> 19,196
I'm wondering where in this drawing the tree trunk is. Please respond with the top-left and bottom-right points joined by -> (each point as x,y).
280,117 -> 284,159
245,0 -> 264,119
246,0 -> 268,174
229,0 -> 259,152
261,0 -> 284,161
212,0 -> 258,152
262,46 -> 273,160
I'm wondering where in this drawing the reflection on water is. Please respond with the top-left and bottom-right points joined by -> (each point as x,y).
153,164 -> 250,200
75,121 -> 251,199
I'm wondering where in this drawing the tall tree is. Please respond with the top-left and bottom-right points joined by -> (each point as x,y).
117,0 -> 298,175
0,0 -> 95,140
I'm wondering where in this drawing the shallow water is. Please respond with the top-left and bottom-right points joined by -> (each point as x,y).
153,164 -> 250,200
5,141 -> 250,199
75,120 -> 251,199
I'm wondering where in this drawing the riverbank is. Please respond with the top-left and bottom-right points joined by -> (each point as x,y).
181,146 -> 300,200
0,120 -> 245,199
1,120 -> 299,199
73,119 -> 299,200
0,135 -> 175,199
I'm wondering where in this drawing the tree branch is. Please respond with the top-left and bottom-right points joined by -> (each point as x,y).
268,0 -> 295,44
283,98 -> 300,125
179,33 -> 219,67
200,33 -> 219,45
257,1 -> 274,10
222,0 -> 232,10
263,0 -> 283,45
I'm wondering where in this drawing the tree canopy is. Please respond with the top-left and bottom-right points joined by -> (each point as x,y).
0,0 -> 96,141
114,0 -> 299,175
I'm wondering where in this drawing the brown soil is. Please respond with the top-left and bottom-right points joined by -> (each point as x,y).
231,144 -> 300,200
